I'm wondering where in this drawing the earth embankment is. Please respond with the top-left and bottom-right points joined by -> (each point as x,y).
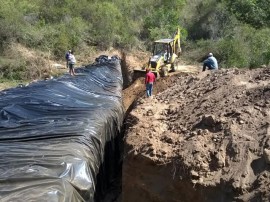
122,67 -> 270,202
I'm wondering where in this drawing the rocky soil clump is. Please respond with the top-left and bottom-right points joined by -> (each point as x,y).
122,68 -> 270,202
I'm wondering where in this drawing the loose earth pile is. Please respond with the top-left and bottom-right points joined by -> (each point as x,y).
122,68 -> 270,202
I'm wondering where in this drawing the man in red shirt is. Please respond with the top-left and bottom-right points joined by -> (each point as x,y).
145,68 -> 156,97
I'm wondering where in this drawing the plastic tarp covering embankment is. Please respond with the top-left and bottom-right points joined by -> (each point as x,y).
0,56 -> 124,202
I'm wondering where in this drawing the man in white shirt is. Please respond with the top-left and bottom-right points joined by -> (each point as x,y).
68,50 -> 76,76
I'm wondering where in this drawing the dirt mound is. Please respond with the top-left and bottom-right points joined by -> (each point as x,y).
122,68 -> 270,202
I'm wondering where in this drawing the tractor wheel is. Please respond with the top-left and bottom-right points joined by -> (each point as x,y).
160,66 -> 168,77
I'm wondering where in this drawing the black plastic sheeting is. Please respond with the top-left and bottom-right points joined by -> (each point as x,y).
0,56 -> 124,202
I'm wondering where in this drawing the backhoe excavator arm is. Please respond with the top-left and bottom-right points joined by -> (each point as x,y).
173,28 -> 181,56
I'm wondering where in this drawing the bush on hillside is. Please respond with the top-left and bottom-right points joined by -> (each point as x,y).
183,26 -> 270,68
0,58 -> 26,80
226,0 -> 270,28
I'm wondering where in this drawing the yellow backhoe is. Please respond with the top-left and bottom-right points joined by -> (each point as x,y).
133,28 -> 181,79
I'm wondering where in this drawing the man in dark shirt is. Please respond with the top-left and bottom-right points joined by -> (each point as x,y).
65,50 -> 71,68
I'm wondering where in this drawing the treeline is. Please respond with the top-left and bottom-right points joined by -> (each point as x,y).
0,0 -> 269,79
0,0 -> 185,57
181,0 -> 270,68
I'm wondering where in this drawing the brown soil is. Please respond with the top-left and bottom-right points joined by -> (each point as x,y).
122,67 -> 270,202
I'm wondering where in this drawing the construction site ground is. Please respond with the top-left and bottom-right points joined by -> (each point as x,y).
121,58 -> 270,202
1,50 -> 270,202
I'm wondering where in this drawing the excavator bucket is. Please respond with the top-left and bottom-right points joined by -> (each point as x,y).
133,69 -> 146,81
133,69 -> 159,81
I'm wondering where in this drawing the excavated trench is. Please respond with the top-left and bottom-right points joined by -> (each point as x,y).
110,57 -> 270,202
98,55 -> 200,202
119,75 -> 192,202
101,55 -> 190,201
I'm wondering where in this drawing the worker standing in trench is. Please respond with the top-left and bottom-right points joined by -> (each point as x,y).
145,68 -> 156,98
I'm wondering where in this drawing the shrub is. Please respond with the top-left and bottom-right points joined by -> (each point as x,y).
0,57 -> 27,80
183,25 -> 270,68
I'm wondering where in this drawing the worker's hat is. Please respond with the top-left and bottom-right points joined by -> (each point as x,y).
208,53 -> 213,57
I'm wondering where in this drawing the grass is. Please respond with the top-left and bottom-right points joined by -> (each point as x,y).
0,78 -> 30,91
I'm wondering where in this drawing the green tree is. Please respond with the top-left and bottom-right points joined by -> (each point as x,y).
143,0 -> 185,40
87,2 -> 123,49
226,0 -> 270,28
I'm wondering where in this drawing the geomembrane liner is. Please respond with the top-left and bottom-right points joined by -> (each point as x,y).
0,56 -> 124,202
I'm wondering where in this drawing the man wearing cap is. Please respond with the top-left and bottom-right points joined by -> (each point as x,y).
202,53 -> 218,71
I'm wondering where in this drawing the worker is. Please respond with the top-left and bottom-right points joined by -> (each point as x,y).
65,50 -> 71,68
68,50 -> 76,76
145,68 -> 156,97
203,53 -> 218,71
164,49 -> 170,63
